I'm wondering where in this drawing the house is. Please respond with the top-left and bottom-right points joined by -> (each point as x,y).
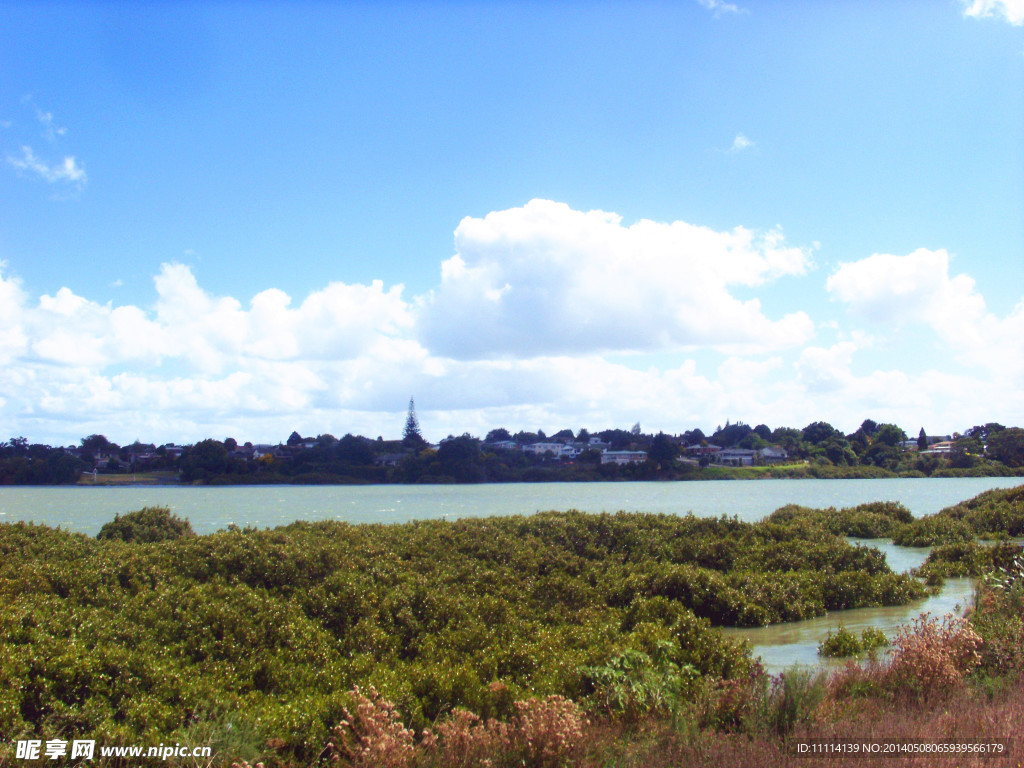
374,452 -> 407,467
524,442 -> 565,458
160,444 -> 184,459
684,442 -> 722,456
252,444 -> 287,460
757,445 -> 789,463
712,448 -> 758,466
484,440 -> 520,452
600,450 -> 647,465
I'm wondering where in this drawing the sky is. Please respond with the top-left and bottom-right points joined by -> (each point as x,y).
1,0 -> 1022,447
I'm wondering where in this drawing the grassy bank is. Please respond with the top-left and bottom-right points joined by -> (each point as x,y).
76,470 -> 180,486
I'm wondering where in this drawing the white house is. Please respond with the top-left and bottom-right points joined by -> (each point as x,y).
600,450 -> 647,465
524,442 -> 574,458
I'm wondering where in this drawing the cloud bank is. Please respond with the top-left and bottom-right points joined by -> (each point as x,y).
0,201 -> 1021,444
419,199 -> 813,359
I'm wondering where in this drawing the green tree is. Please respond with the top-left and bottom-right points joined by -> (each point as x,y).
403,397 -> 426,449
337,433 -> 374,466
437,434 -> 483,482
712,422 -> 753,447
80,434 -> 116,453
988,427 -> 1024,467
874,423 -> 906,447
485,428 -> 512,443
951,435 -> 982,468
648,432 -> 678,469
179,439 -> 230,482
802,421 -> 840,445
917,428 -> 928,451
859,419 -> 879,437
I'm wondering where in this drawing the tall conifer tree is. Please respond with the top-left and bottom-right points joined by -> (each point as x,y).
403,397 -> 425,448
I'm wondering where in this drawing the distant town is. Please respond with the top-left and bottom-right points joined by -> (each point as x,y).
1,400 -> 1021,485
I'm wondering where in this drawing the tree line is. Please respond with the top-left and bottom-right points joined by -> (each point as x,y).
1,416 -> 1022,486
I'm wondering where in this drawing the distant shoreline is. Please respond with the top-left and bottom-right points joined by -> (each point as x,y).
67,464 -> 1024,487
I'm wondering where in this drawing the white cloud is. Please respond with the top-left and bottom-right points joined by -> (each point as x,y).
962,0 -> 1024,25
729,133 -> 754,152
36,109 -> 67,142
789,339 -> 1024,433
697,0 -> 747,16
5,100 -> 86,192
0,267 -> 29,366
1,207 -> 1022,445
826,248 -> 1024,377
7,145 -> 87,187
419,199 -> 814,359
0,261 -> 426,440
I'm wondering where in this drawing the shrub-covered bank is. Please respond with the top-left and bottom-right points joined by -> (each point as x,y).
0,505 -> 926,764
762,485 -> 1024,583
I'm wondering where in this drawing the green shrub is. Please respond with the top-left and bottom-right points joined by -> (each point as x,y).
892,515 -> 974,547
818,626 -> 862,657
0,502 -> 953,764
859,626 -> 889,652
96,507 -> 195,542
971,552 -> 1024,676
581,641 -> 698,720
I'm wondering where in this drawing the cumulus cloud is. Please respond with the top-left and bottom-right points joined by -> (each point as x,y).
0,261 -> 423,438
418,199 -> 814,359
962,0 -> 1024,25
0,267 -> 29,366
1,206 -> 1021,444
790,338 -> 1024,433
826,248 -> 1024,377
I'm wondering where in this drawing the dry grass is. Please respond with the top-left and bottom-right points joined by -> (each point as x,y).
574,675 -> 1024,768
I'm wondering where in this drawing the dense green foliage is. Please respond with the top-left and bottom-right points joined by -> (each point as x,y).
0,437 -> 85,485
933,484 -> 1024,537
972,552 -> 1024,677
766,501 -> 914,538
765,488 -> 1024,548
0,506 -> 926,762
96,506 -> 196,542
818,625 -> 889,657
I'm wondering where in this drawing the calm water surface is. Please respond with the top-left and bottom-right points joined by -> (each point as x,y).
0,477 -> 1020,535
3,477 -> 1020,674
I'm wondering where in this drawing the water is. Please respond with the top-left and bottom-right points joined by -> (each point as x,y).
723,575 -> 976,675
2,477 -> 1019,674
0,477 -> 1020,536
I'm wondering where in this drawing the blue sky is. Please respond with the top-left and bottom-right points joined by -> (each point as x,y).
1,0 -> 1022,446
